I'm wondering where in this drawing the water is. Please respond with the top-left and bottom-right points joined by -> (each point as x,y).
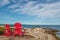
22,25 -> 60,30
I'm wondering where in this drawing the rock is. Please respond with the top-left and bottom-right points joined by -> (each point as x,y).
24,28 -> 57,40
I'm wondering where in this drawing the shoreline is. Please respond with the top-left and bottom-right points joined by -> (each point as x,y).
0,27 -> 60,40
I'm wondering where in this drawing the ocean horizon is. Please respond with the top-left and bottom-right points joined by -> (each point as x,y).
0,24 -> 60,30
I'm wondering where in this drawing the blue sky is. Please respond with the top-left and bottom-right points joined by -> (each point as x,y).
0,0 -> 60,25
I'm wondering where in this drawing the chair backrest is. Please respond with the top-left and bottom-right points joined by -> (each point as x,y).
4,24 -> 11,36
5,24 -> 10,30
14,23 -> 22,29
13,23 -> 24,36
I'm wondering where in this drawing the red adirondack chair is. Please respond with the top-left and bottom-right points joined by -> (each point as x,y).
4,24 -> 11,37
13,23 -> 24,36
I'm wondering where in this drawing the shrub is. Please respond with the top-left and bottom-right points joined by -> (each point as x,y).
0,27 -> 4,35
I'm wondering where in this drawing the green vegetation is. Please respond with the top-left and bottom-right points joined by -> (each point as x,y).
0,26 -> 4,35
0,26 -> 14,35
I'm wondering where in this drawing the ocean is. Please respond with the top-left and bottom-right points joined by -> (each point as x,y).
22,25 -> 60,30
1,24 -> 60,30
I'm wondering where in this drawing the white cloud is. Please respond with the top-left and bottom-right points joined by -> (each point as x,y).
7,1 -> 60,19
0,16 -> 14,20
7,4 -> 19,9
0,0 -> 23,6
0,0 -> 10,6
3,17 -> 13,20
